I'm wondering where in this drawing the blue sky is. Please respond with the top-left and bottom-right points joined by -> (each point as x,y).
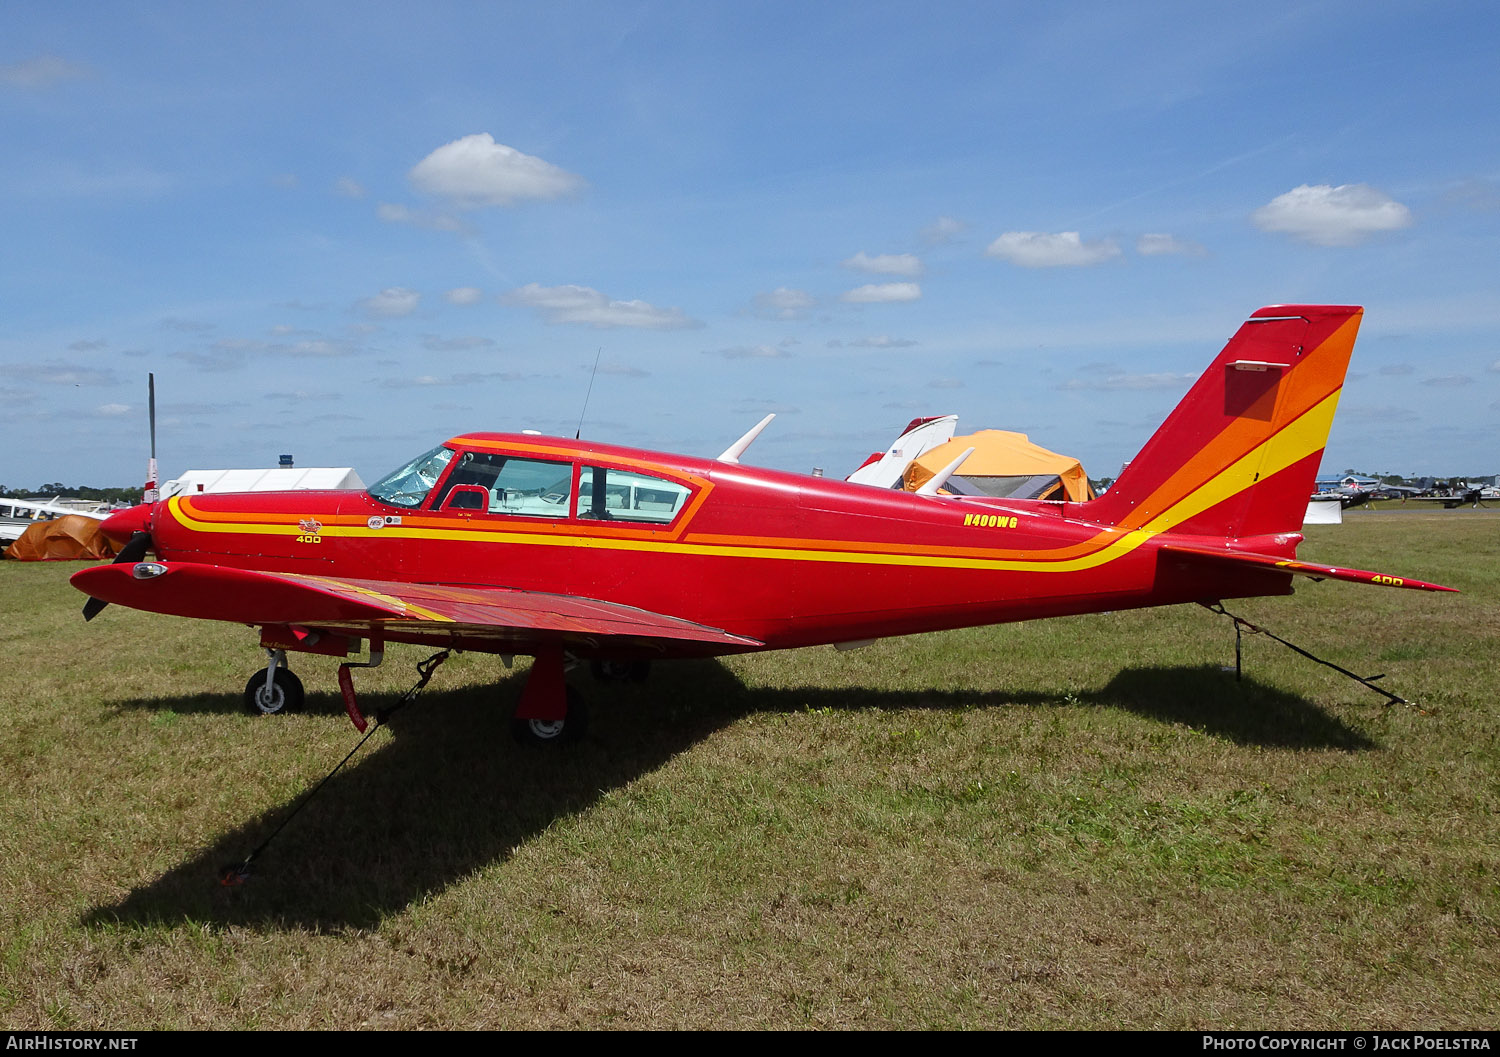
3,1 -> 1497,491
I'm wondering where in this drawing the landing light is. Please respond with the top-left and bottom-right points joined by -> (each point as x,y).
132,562 -> 169,579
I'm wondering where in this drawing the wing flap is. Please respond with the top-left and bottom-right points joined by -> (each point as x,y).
1159,543 -> 1456,593
71,561 -> 763,647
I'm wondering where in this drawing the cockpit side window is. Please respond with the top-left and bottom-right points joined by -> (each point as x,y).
577,466 -> 691,524
367,445 -> 455,509
435,452 -> 573,518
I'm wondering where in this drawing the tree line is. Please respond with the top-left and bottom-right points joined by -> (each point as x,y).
0,484 -> 141,504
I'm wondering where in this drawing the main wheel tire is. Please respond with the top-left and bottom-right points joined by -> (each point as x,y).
243,667 -> 304,716
511,686 -> 588,746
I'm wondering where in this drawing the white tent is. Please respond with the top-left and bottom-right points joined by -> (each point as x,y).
162,467 -> 365,497
1303,496 -> 1343,525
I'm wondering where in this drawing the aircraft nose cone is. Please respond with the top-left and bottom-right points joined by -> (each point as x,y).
100,503 -> 152,544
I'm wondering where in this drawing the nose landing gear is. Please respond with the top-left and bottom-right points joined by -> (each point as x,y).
244,649 -> 304,715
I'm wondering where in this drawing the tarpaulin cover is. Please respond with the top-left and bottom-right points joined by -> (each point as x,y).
3,515 -> 118,561
904,430 -> 1095,502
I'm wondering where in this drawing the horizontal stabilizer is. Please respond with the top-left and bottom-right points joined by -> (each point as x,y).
1160,543 -> 1456,593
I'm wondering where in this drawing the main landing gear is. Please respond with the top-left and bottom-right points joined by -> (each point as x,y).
244,649 -> 304,715
511,685 -> 589,746
240,642 -> 596,746
510,645 -> 588,746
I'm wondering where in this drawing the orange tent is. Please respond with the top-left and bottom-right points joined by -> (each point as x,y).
3,515 -> 118,561
903,430 -> 1095,502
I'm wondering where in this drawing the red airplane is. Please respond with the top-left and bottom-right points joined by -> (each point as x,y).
74,305 -> 1453,743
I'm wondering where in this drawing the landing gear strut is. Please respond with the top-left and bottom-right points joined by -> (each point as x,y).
244,649 -> 304,715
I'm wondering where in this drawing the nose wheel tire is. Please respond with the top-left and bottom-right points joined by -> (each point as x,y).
244,667 -> 304,716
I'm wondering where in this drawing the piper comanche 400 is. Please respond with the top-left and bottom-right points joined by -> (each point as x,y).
74,305 -> 1453,743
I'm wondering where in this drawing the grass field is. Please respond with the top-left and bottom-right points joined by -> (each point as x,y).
1,511 -> 1496,1029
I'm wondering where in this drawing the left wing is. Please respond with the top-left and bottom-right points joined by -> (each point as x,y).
71,561 -> 763,651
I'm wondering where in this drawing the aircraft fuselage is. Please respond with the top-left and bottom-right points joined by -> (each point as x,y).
141,432 -> 1292,656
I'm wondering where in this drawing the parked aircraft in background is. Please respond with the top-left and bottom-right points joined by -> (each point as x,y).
1406,484 -> 1495,509
0,497 -> 106,544
846,414 -> 958,489
74,306 -> 1453,745
1311,483 -> 1374,509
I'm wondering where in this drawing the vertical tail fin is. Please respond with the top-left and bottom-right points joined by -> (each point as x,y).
1083,305 -> 1362,539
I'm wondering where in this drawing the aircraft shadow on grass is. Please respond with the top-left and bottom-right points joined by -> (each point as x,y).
85,658 -> 1371,931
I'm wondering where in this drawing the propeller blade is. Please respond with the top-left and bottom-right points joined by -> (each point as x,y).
113,530 -> 152,565
82,531 -> 153,621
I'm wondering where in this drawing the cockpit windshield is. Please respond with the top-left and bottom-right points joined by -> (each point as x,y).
367,444 -> 455,508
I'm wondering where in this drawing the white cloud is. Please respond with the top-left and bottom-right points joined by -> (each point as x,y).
847,335 -> 918,348
286,340 -> 348,357
160,318 -> 215,333
12,363 -> 117,386
1338,403 -> 1419,422
1136,233 -> 1205,257
752,287 -> 816,320
445,286 -> 484,306
986,232 -> 1121,268
0,55 -> 89,89
704,345 -> 790,359
1421,374 -> 1473,387
502,283 -> 700,329
1059,371 -> 1195,391
841,282 -> 921,303
335,177 -> 366,198
1442,179 -> 1500,213
173,345 -> 247,372
96,403 -> 131,416
379,371 -> 524,389
409,133 -> 584,207
376,202 -> 467,233
921,216 -> 965,244
423,335 -> 495,351
734,400 -> 800,415
263,390 -> 337,401
843,251 -> 923,277
594,362 -> 649,377
359,287 -> 421,318
1252,183 -> 1413,247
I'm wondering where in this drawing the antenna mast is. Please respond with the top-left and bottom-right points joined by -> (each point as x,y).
576,347 -> 603,440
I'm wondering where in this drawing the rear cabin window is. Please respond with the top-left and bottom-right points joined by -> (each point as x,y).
434,452 -> 573,518
577,466 -> 691,524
